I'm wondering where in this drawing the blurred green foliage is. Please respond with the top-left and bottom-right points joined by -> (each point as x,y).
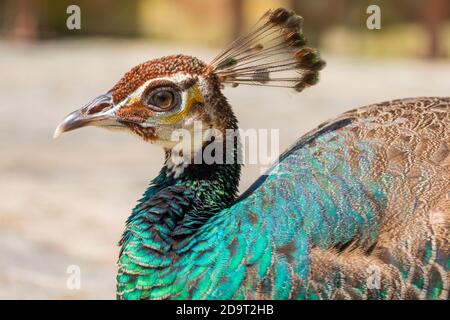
0,0 -> 449,58
40,0 -> 139,37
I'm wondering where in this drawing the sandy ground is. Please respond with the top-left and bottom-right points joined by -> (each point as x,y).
0,39 -> 449,299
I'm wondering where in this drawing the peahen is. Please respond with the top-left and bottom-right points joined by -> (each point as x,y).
54,8 -> 449,300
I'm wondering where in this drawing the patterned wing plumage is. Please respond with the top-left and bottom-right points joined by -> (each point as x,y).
173,97 -> 449,299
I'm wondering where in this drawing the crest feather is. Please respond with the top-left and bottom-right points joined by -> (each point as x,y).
209,8 -> 325,92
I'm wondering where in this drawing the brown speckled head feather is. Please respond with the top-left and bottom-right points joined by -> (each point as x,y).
111,55 -> 207,104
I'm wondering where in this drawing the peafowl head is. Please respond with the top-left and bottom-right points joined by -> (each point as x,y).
54,8 -> 325,166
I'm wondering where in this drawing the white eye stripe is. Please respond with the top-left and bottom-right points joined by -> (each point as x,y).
127,74 -> 196,101
120,75 -> 199,128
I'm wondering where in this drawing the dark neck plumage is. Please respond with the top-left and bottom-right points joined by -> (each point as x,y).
117,139 -> 241,298
117,87 -> 243,299
121,108 -> 240,254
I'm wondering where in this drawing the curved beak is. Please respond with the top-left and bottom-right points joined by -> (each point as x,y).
53,92 -> 122,139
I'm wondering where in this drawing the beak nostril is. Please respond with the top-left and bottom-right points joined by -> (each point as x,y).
87,102 -> 112,115
54,92 -> 117,138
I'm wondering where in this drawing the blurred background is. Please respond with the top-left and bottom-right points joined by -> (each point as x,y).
0,0 -> 449,299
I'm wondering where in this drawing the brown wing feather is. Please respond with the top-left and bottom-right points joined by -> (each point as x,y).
308,97 -> 450,299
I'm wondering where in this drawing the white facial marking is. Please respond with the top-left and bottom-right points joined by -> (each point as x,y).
116,74 -> 197,128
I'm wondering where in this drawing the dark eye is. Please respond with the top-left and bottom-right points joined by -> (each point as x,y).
144,87 -> 180,111
152,91 -> 173,108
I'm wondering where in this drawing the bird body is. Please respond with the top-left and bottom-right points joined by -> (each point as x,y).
117,97 -> 450,300
54,8 -> 450,300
